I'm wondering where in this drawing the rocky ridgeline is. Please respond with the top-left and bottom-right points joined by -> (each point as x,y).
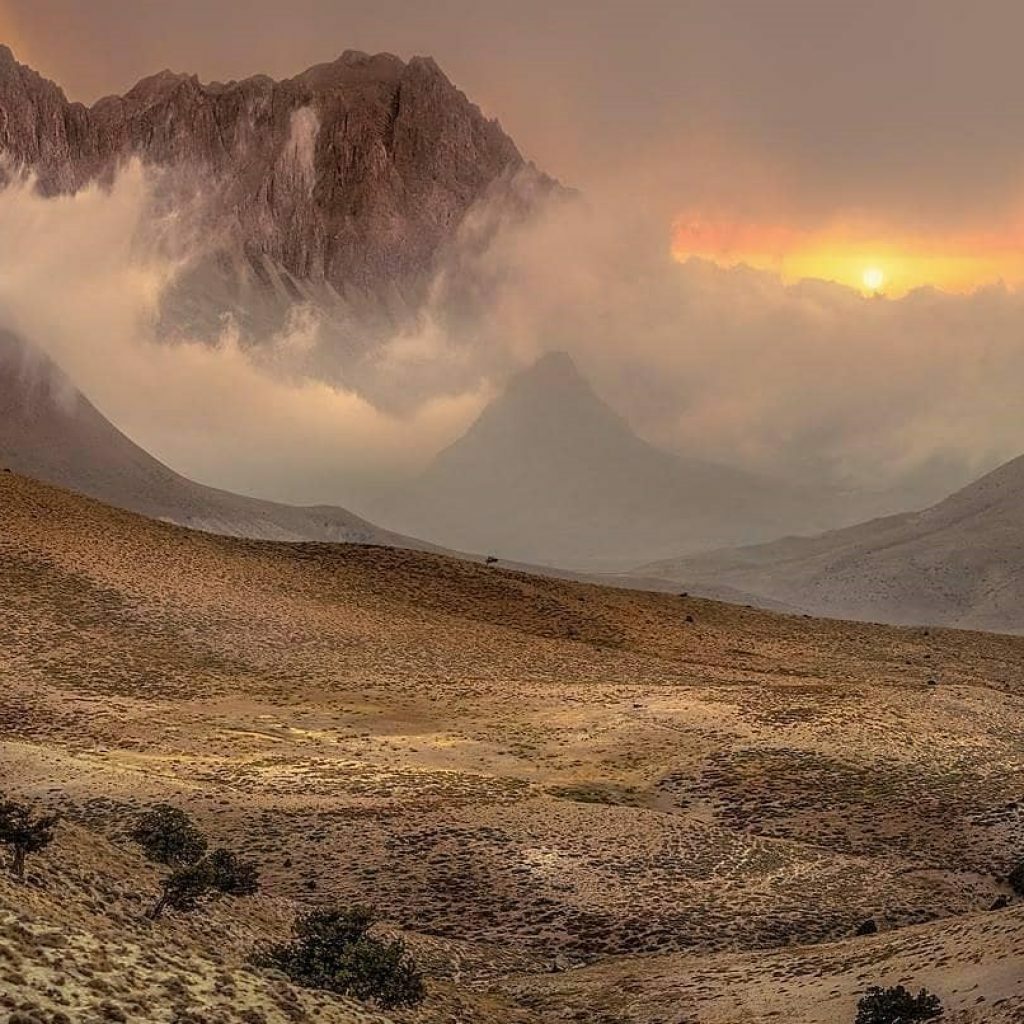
0,45 -> 543,339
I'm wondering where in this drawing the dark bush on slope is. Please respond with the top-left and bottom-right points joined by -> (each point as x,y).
255,906 -> 425,1009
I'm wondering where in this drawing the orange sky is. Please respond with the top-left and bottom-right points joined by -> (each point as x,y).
671,213 -> 1024,296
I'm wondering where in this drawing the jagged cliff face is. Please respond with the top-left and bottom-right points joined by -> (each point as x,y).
0,45 -> 535,350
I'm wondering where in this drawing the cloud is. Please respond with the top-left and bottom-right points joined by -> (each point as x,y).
0,164 -> 486,506
418,185 -> 1024,509
3,156 -> 1024,521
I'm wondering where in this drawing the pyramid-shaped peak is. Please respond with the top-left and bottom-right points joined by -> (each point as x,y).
493,351 -> 619,430
509,351 -> 590,392
465,349 -> 637,453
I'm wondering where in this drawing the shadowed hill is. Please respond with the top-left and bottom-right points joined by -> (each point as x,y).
640,450 -> 1024,632
0,330 -> 437,548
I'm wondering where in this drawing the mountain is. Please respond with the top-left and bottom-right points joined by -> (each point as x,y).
368,351 -> 841,570
0,329 -> 432,547
0,45 -> 552,359
640,452 -> 1024,632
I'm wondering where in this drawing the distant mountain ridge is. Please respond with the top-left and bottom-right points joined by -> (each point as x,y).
0,44 -> 553,356
640,452 -> 1024,632
369,351 -> 845,570
0,330 -> 434,549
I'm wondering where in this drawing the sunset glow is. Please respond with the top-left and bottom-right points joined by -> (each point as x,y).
671,214 -> 1024,296
862,267 -> 884,292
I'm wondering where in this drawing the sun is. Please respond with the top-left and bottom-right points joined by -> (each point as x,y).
862,266 -> 885,292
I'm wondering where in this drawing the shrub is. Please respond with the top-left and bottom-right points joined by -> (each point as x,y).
0,798 -> 59,879
131,804 -> 207,867
205,848 -> 260,896
855,984 -> 943,1023
255,907 -> 424,1009
1007,860 -> 1024,897
149,847 -> 260,919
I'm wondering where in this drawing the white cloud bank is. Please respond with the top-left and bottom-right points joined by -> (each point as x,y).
0,164 -> 486,506
2,161 -> 1024,515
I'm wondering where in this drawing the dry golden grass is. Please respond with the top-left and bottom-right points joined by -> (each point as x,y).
2,470 -> 1024,1021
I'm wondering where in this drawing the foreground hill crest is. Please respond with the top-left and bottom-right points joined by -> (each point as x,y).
3,468 -> 1024,1021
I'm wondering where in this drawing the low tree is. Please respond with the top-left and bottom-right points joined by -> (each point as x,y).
149,847 -> 260,919
255,906 -> 424,1010
856,984 -> 943,1023
131,804 -> 207,868
150,859 -> 214,920
0,798 -> 59,880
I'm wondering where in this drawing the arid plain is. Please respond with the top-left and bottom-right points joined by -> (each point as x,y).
3,470 -> 1024,1023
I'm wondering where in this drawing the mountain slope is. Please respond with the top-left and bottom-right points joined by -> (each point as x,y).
4,471 -> 1024,1022
370,351 -> 837,570
0,330 -> 432,546
640,452 -> 1024,631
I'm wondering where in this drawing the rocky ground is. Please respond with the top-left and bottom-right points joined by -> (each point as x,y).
2,471 -> 1024,1022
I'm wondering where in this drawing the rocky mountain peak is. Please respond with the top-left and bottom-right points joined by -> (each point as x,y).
120,68 -> 198,104
0,45 -> 548,354
294,49 -> 407,89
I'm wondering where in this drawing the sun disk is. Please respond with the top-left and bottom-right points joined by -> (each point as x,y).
862,267 -> 885,292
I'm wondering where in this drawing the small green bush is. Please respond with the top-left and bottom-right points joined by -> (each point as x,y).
0,798 -> 59,879
205,848 -> 260,896
255,907 -> 424,1009
855,984 -> 942,1023
149,847 -> 260,919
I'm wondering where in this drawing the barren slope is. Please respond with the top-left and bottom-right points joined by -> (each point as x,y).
2,471 -> 1024,1021
0,330 -> 435,549
641,451 -> 1024,632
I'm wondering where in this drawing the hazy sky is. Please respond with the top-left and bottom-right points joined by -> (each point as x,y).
5,0 -> 1024,231
4,1 -> 1024,513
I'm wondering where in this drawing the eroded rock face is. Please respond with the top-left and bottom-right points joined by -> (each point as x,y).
0,45 -> 537,347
